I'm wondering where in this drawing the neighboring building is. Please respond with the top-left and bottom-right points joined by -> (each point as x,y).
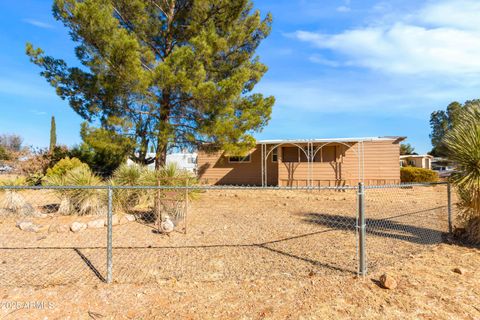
197,137 -> 405,186
431,157 -> 456,178
127,152 -> 198,173
399,155 -> 433,170
165,152 -> 197,173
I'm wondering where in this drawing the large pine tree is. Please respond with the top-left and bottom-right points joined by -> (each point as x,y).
27,0 -> 275,168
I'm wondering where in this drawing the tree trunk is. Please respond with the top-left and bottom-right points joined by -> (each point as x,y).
155,146 -> 167,170
155,89 -> 171,170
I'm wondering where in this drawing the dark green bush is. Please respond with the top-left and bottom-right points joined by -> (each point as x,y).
400,167 -> 438,183
0,145 -> 10,160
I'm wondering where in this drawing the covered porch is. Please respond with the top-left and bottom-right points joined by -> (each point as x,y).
259,138 -> 367,187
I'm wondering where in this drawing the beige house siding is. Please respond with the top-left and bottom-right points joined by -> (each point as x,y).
198,139 -> 401,186
197,148 -> 278,185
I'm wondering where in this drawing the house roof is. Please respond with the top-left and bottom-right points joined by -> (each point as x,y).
400,154 -> 433,159
258,136 -> 406,145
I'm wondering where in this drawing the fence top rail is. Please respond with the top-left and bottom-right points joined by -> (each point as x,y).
0,181 -> 446,191
364,181 -> 448,189
0,184 -> 359,191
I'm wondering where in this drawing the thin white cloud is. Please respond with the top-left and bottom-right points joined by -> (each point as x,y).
23,18 -> 53,29
291,0 -> 480,75
308,54 -> 341,67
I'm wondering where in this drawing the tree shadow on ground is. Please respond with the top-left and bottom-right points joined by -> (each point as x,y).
302,206 -> 448,245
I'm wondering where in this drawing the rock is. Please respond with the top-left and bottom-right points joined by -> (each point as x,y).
87,219 -> 105,229
112,215 -> 120,226
379,273 -> 397,289
119,215 -> 130,225
453,267 -> 465,275
17,221 -> 34,231
70,222 -> 87,233
125,214 -> 136,222
17,221 -> 47,233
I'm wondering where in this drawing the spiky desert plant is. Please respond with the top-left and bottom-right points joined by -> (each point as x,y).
0,177 -> 34,216
139,163 -> 199,209
444,102 -> 480,243
43,173 -> 72,215
110,163 -> 147,212
44,166 -> 105,216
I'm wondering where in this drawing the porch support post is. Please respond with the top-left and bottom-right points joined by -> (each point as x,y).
261,143 -> 265,187
264,144 -> 268,187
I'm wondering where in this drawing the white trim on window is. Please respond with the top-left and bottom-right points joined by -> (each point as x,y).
272,148 -> 278,163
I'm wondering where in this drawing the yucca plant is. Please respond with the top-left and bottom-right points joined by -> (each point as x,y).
140,163 -> 198,197
137,163 -> 199,223
444,102 -> 480,244
44,166 -> 105,216
0,177 -> 34,216
110,163 -> 147,213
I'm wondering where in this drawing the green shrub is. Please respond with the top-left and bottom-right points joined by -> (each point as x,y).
0,176 -> 27,187
45,157 -> 88,179
25,172 -> 45,186
0,145 -> 10,160
400,167 -> 438,183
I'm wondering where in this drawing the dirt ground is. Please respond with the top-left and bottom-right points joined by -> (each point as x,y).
1,243 -> 478,320
1,186 -> 478,319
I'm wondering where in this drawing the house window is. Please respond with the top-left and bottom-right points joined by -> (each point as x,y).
271,148 -> 278,162
228,155 -> 251,163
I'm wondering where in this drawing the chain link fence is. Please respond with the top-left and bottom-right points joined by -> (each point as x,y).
0,182 -> 452,286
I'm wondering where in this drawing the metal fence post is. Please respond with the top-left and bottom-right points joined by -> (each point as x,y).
357,182 -> 367,277
447,182 -> 453,234
106,186 -> 113,284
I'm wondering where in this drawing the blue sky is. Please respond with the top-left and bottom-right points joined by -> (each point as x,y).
1,0 -> 480,153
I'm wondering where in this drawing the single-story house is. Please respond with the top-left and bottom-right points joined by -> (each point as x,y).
399,155 -> 433,170
197,137 -> 405,187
